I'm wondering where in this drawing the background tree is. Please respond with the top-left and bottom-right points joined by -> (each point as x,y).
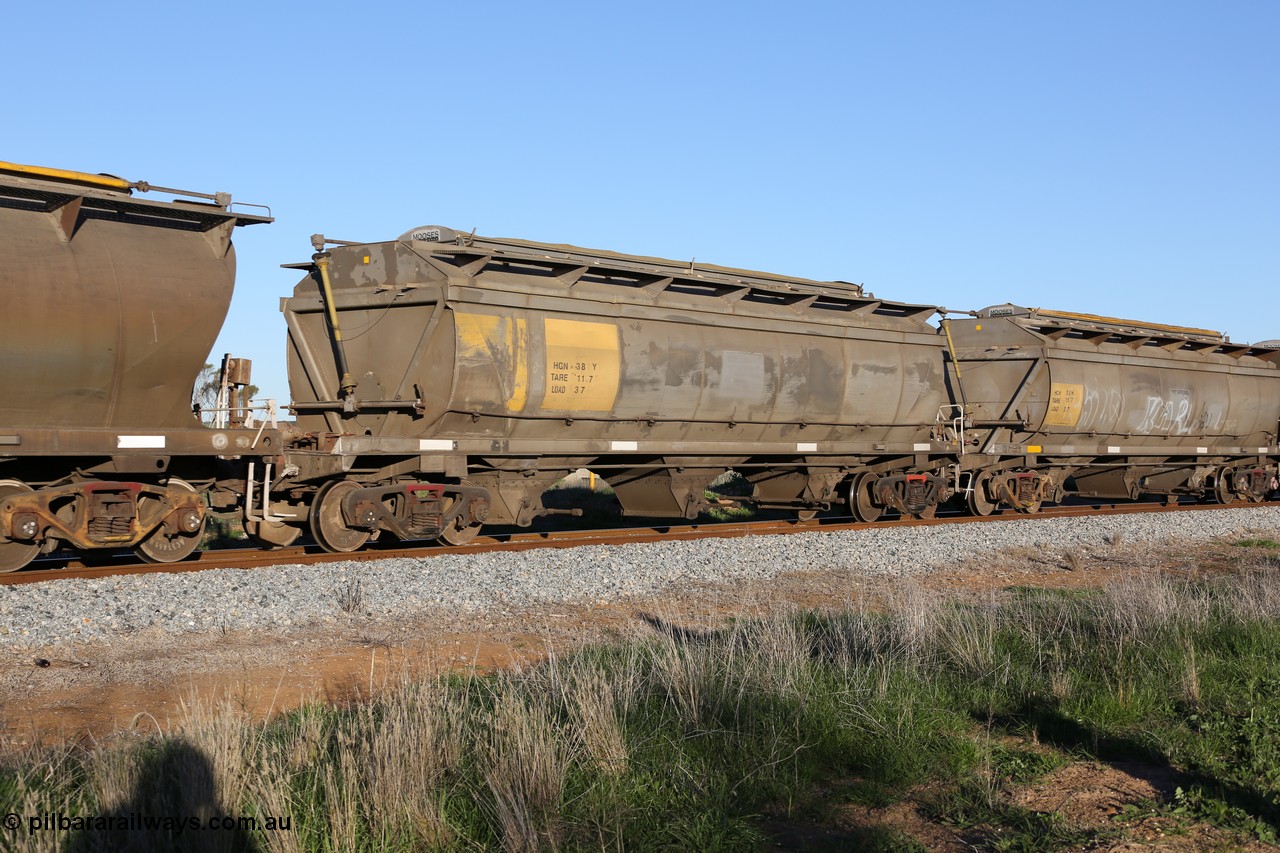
192,363 -> 258,423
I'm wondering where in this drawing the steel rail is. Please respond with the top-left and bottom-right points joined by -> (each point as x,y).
2,500 -> 1275,587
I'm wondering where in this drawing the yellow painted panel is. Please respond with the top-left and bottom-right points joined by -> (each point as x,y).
508,317 -> 528,411
1043,382 -> 1084,427
455,312 -> 528,412
455,311 -> 497,359
543,318 -> 620,411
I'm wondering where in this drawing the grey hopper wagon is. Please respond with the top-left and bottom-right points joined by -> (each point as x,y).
278,226 -> 958,549
943,305 -> 1280,513
0,162 -> 277,571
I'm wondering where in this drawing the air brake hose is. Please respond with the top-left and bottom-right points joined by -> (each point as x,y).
314,252 -> 356,399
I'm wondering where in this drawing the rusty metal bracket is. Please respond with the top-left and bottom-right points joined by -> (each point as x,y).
0,481 -> 203,551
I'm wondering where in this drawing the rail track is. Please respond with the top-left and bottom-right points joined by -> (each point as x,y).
3,499 -> 1273,587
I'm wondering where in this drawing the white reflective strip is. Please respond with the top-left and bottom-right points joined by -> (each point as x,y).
418,439 -> 454,451
1107,446 -> 1121,453
1197,447 -> 1208,454
1260,447 -> 1269,454
796,442 -> 818,452
610,440 -> 638,451
913,443 -> 931,451
117,435 -> 166,449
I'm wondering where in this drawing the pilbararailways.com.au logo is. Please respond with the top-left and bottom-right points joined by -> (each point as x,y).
6,811 -> 293,836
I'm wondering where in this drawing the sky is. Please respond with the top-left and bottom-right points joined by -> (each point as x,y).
5,1 -> 1277,403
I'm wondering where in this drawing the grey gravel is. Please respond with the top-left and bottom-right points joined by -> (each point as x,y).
2,507 -> 1278,649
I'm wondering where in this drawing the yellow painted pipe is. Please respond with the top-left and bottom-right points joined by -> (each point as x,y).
316,255 -> 355,395
0,160 -> 131,191
940,318 -> 968,411
316,256 -> 344,343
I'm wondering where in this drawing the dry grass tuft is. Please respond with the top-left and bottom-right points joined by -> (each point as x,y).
481,688 -> 567,852
563,667 -> 629,778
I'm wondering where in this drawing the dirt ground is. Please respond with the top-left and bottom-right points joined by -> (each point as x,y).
1,534 -> 1275,850
827,757 -> 1274,852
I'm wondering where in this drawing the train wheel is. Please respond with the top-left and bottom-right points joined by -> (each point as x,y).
796,509 -> 819,522
245,519 -> 302,549
310,480 -> 371,553
437,485 -> 483,546
849,473 -> 883,523
438,516 -> 482,546
966,472 -> 998,517
0,480 -> 40,573
1214,471 -> 1239,505
136,478 -> 205,564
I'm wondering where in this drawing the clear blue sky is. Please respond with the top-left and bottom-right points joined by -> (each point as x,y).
7,1 -> 1277,403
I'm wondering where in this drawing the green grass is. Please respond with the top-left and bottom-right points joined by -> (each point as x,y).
700,490 -> 756,522
1233,537 -> 1280,549
201,512 -> 247,548
5,569 -> 1280,850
